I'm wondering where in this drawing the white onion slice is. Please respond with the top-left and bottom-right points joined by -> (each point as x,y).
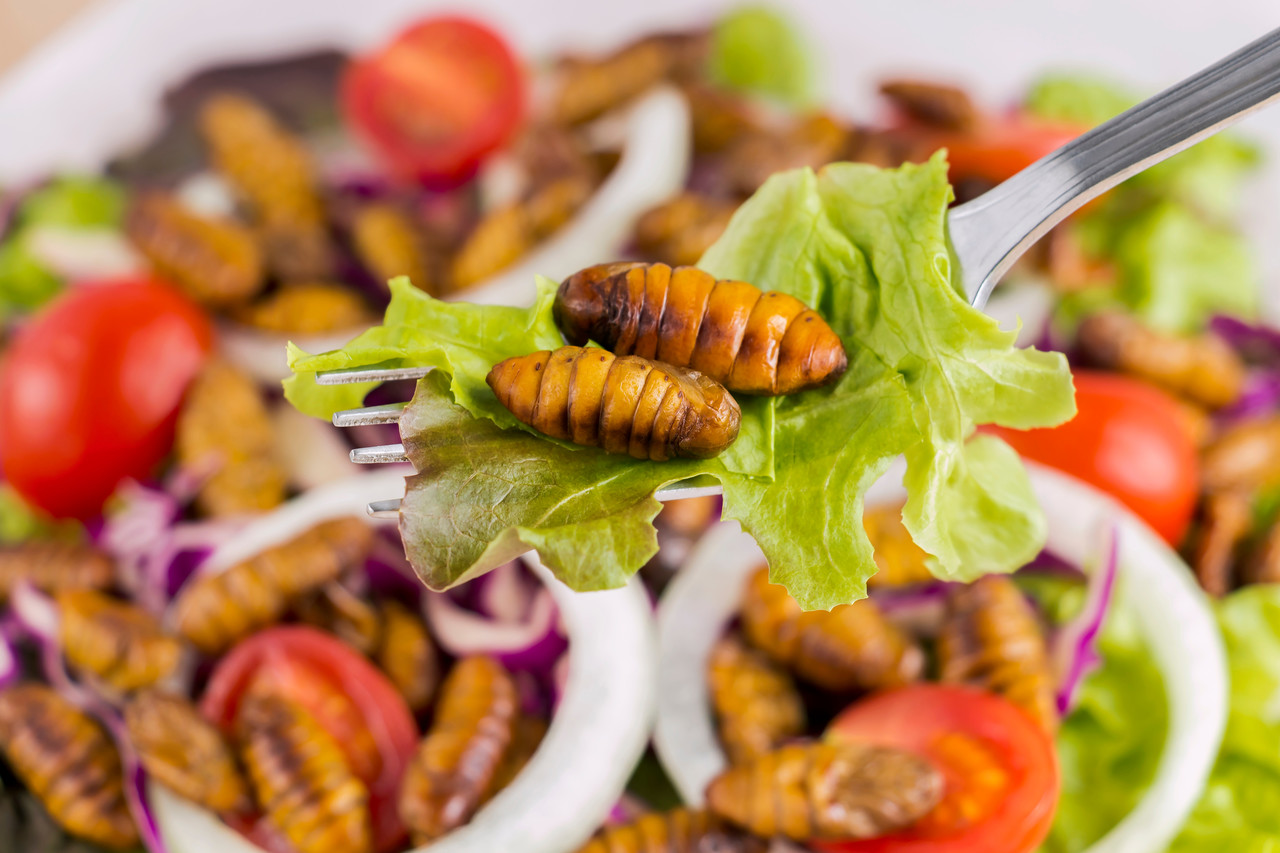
154,470 -> 657,853
269,401 -> 360,491
25,225 -> 143,281
216,321 -> 360,386
654,462 -> 1226,853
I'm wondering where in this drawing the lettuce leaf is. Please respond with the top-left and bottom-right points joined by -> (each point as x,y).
1168,585 -> 1280,851
708,6 -> 814,107
288,155 -> 1074,608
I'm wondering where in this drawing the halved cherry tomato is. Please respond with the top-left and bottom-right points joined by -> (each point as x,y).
818,684 -> 1059,853
202,626 -> 418,853
987,371 -> 1199,545
343,15 -> 525,188
938,113 -> 1085,185
0,278 -> 212,519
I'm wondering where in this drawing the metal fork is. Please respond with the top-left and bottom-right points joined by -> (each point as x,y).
322,27 -> 1280,519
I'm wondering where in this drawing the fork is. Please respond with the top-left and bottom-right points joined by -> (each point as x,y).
320,27 -> 1280,519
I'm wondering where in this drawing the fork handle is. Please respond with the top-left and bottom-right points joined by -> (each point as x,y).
951,26 -> 1280,309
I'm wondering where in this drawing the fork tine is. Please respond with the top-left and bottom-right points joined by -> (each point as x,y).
362,482 -> 725,516
351,444 -> 409,464
316,365 -> 431,385
333,402 -> 405,427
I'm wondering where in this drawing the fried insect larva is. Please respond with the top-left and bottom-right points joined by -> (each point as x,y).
397,656 -> 519,844
705,741 -> 943,842
126,192 -> 264,308
124,690 -> 251,814
0,541 -> 114,603
486,715 -> 548,801
1077,310 -> 1245,409
487,346 -> 742,461
237,688 -> 372,853
556,263 -> 848,396
878,79 -> 978,132
198,93 -> 333,281
1192,490 -> 1252,596
57,589 -> 182,692
864,503 -> 934,588
351,203 -> 437,295
739,566 -> 923,692
231,281 -> 374,335
655,494 -> 721,536
0,684 -> 138,849
450,174 -> 594,291
937,576 -> 1058,730
552,32 -> 707,126
721,112 -> 852,196
1245,515 -> 1280,586
573,808 -> 765,853
1202,415 -> 1280,494
374,600 -> 440,712
176,360 -> 287,518
682,82 -> 759,155
293,582 -> 382,656
632,193 -> 738,268
707,634 -> 805,765
173,517 -> 374,654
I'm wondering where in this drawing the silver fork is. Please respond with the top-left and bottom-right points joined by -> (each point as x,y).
322,27 -> 1280,519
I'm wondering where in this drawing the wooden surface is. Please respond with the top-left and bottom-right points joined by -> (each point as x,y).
0,0 -> 99,74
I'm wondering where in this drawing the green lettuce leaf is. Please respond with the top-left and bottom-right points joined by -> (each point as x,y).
17,175 -> 125,231
1167,585 -> 1280,851
708,6 -> 814,107
0,484 -> 82,546
289,155 -> 1074,608
0,237 -> 62,319
1034,577 -> 1167,853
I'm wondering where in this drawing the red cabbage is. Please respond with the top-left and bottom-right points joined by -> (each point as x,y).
1216,370 -> 1280,426
1209,314 -> 1280,365
1052,524 -> 1120,715
424,582 -> 568,675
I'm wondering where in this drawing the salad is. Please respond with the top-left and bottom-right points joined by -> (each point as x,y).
0,5 -> 1279,853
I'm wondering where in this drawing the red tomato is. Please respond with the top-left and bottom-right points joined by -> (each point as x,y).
0,278 -> 212,519
202,626 -> 418,853
819,685 -> 1059,853
343,15 -> 525,188
987,371 -> 1199,544
939,114 -> 1085,184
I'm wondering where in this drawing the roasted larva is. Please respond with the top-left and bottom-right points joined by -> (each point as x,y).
864,503 -> 934,589
294,582 -> 382,656
126,193 -> 264,308
173,517 -> 374,654
937,575 -> 1058,730
486,715 -> 548,802
176,360 -> 287,518
552,31 -> 707,125
1201,415 -> 1280,494
1192,491 -> 1252,596
632,193 -> 738,268
0,684 -> 138,849
739,566 -> 922,692
556,262 -> 848,395
720,112 -> 852,196
232,281 -> 375,335
1077,310 -> 1245,409
878,79 -> 978,131
57,589 -> 182,692
398,656 -> 518,844
573,808 -> 765,853
237,688 -> 372,853
198,93 -> 333,281
0,541 -> 114,603
125,690 -> 251,814
707,634 -> 805,765
705,741 -> 943,841
374,600 -> 440,712
487,346 -> 742,460
351,203 -> 438,295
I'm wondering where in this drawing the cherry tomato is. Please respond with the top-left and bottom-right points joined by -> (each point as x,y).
0,278 -> 212,519
987,371 -> 1199,544
819,684 -> 1059,853
938,114 -> 1085,184
202,626 -> 418,853
343,15 -> 525,188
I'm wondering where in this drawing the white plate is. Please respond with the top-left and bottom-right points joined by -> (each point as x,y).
157,471 -> 657,853
653,461 -> 1227,853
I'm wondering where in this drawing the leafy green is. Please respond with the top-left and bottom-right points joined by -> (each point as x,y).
1167,585 -> 1280,851
17,176 -> 125,231
0,485 -> 82,545
708,6 -> 814,107
0,237 -> 62,318
1034,578 -> 1168,853
1025,74 -> 1260,333
289,155 -> 1074,608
